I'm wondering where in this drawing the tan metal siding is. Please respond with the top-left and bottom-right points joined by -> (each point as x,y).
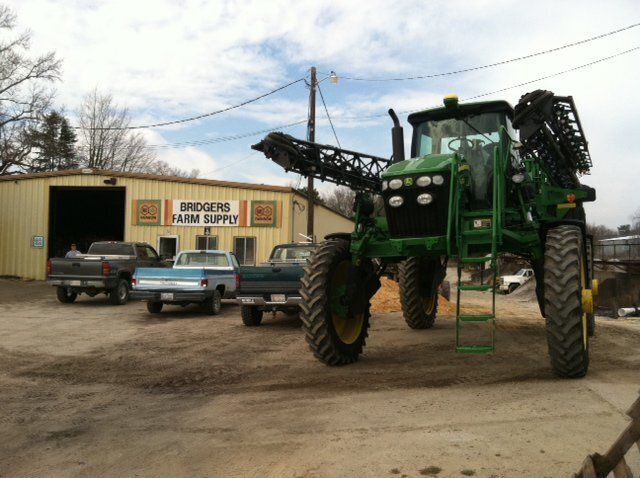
0,173 -> 355,280
292,195 -> 354,242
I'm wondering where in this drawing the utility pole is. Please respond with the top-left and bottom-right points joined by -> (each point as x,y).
306,66 -> 317,240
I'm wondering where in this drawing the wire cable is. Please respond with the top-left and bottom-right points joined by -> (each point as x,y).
74,77 -> 306,131
317,83 -> 341,148
340,45 -> 640,121
323,22 -> 640,81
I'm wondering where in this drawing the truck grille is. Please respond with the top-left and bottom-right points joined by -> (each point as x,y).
383,173 -> 451,239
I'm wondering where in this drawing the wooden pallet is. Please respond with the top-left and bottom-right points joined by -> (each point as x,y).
575,391 -> 640,478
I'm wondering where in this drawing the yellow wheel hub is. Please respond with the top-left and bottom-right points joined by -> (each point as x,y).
330,260 -> 365,345
423,295 -> 436,315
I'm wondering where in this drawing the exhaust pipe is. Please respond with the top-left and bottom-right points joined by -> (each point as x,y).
388,109 -> 405,163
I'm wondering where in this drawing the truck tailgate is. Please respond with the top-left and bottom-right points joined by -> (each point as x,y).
49,257 -> 104,278
134,268 -> 205,289
238,264 -> 304,294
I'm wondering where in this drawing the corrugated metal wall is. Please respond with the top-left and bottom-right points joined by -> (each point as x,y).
0,172 -> 339,280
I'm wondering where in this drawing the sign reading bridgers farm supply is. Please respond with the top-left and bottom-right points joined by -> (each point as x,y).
165,200 -> 240,226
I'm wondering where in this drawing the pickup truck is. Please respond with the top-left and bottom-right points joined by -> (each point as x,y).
47,241 -> 163,305
131,250 -> 239,315
236,243 -> 318,326
499,268 -> 534,294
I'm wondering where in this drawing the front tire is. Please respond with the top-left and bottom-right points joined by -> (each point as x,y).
300,239 -> 371,365
56,286 -> 77,304
203,290 -> 222,315
109,278 -> 130,305
398,257 -> 442,329
544,225 -> 589,378
241,306 -> 263,326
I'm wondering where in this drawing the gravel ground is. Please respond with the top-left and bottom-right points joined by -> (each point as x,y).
0,278 -> 639,477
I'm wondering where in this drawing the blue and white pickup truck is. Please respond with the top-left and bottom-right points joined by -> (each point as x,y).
131,250 -> 239,315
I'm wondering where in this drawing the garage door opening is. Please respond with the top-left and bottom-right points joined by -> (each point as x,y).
48,186 -> 126,258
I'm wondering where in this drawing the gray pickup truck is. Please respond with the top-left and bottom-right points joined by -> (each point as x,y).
236,243 -> 317,326
47,241 -> 164,305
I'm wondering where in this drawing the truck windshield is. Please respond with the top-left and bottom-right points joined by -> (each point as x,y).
176,252 -> 229,267
270,246 -> 315,261
414,112 -> 508,207
88,243 -> 135,256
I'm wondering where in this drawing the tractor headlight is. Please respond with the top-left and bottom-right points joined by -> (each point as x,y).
389,179 -> 403,190
388,195 -> 404,207
381,180 -> 388,191
416,175 -> 431,187
432,174 -> 444,186
416,193 -> 433,205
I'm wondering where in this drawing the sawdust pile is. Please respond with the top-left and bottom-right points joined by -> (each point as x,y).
371,277 -> 456,315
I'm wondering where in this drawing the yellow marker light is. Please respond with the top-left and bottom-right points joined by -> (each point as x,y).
443,94 -> 459,108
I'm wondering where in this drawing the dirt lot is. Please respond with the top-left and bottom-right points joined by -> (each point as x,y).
1,278 -> 639,478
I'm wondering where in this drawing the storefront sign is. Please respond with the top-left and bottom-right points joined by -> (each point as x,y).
251,200 -> 278,227
132,199 -> 162,226
165,200 -> 240,226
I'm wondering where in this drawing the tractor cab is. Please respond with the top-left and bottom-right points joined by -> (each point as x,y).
408,98 -> 514,208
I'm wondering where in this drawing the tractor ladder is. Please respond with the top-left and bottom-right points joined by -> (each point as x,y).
453,134 -> 508,354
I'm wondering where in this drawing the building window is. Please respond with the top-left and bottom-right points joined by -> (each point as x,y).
158,235 -> 179,261
234,237 -> 256,265
195,235 -> 218,250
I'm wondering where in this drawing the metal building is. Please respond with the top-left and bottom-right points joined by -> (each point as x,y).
0,169 -> 354,280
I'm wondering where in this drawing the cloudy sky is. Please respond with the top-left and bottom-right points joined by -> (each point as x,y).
5,0 -> 640,227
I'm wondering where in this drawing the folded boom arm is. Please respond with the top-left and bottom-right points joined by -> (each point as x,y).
252,132 -> 390,193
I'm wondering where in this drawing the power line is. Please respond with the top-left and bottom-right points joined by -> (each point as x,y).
339,45 -> 640,121
317,83 -> 341,148
323,22 -> 640,82
74,77 -> 306,131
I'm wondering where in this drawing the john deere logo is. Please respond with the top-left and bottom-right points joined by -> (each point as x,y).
404,177 -> 414,186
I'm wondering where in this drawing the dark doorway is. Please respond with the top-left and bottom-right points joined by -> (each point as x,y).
48,187 -> 126,258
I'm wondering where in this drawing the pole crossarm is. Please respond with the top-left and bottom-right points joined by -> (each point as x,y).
252,132 -> 390,193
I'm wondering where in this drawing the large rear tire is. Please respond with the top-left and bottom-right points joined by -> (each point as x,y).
398,257 -> 443,329
544,225 -> 589,378
300,239 -> 371,365
56,286 -> 77,304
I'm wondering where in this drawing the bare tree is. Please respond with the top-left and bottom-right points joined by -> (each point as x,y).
587,223 -> 617,241
0,4 -> 61,174
322,186 -> 355,217
153,159 -> 199,178
76,89 -> 156,172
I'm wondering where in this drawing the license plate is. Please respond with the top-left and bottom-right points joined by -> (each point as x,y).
69,280 -> 82,286
270,294 -> 286,303
160,292 -> 174,301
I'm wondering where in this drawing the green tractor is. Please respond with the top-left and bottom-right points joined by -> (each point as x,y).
253,90 -> 597,378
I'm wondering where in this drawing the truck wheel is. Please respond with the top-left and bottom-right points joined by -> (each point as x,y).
147,301 -> 163,314
398,257 -> 440,329
109,278 -> 130,305
203,290 -> 222,315
56,286 -> 77,304
508,283 -> 518,294
544,225 -> 589,378
300,239 -> 371,366
241,306 -> 263,326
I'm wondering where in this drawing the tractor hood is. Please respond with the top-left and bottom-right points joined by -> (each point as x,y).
381,154 -> 454,178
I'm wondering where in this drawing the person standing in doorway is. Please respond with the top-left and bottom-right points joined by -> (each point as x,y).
65,244 -> 82,258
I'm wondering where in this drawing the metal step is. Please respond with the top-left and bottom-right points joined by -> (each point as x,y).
462,229 -> 492,237
458,284 -> 494,292
458,314 -> 495,322
456,345 -> 495,354
460,256 -> 494,263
